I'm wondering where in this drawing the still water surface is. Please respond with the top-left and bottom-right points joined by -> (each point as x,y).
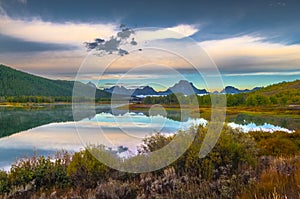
0,105 -> 297,170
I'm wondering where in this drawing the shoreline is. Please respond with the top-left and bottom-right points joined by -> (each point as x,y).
0,101 -> 112,107
124,103 -> 300,116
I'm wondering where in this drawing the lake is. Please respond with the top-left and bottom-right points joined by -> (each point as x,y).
0,104 -> 298,171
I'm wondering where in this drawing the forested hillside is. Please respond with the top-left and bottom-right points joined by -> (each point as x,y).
0,64 -> 111,101
143,80 -> 300,107
227,79 -> 300,106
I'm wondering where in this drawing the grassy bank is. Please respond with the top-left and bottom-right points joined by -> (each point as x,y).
125,103 -> 300,118
0,101 -> 112,108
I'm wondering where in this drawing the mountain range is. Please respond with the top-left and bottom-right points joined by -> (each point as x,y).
104,80 -> 260,96
221,86 -> 261,94
104,80 -> 209,96
0,64 -> 261,98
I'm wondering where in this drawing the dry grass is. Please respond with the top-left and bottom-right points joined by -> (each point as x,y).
238,156 -> 300,199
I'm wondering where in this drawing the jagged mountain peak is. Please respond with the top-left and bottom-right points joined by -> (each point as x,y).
104,80 -> 208,96
86,81 -> 97,88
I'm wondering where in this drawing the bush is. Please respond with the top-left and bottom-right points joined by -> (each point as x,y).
0,170 -> 10,194
67,149 -> 109,189
9,152 -> 70,192
259,137 -> 298,156
1,127 -> 299,198
138,125 -> 258,179
249,131 -> 300,156
194,126 -> 258,179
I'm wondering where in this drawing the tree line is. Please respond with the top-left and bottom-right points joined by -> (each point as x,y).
143,91 -> 300,107
0,96 -> 112,103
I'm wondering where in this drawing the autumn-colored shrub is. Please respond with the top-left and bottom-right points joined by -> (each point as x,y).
249,131 -> 300,156
259,137 -> 298,156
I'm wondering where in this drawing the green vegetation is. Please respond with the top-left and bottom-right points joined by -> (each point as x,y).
249,131 -> 300,156
1,64 -> 299,107
67,149 -> 110,188
0,65 -> 299,198
9,153 -> 70,190
1,126 -> 300,198
143,80 -> 300,107
0,64 -> 111,102
1,96 -> 72,103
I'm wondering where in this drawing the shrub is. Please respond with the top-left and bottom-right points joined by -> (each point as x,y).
0,170 -> 10,194
9,152 -> 70,192
258,137 -> 298,156
138,125 -> 258,179
67,149 -> 109,189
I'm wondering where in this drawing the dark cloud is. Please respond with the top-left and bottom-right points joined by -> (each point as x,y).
130,38 -> 137,45
0,34 -> 77,53
117,28 -> 133,39
95,38 -> 105,43
1,0 -> 300,44
84,26 -> 136,56
216,56 -> 300,74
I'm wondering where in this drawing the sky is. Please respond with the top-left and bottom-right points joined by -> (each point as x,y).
0,0 -> 300,91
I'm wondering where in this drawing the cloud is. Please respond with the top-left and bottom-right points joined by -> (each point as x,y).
0,49 -> 86,73
1,2 -> 298,81
0,8 -> 200,57
0,13 -> 117,45
167,24 -> 199,37
76,73 -> 162,81
84,25 -> 199,57
200,35 -> 300,73
84,27 -> 136,56
269,1 -> 286,7
0,4 -> 7,16
134,24 -> 199,41
0,7 -> 199,47
0,34 -> 77,53
223,71 -> 300,76
17,0 -> 27,5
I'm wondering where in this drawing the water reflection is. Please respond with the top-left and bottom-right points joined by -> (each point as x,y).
228,122 -> 294,133
0,105 -> 298,170
0,104 -> 111,138
0,110 -> 206,170
228,113 -> 300,130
